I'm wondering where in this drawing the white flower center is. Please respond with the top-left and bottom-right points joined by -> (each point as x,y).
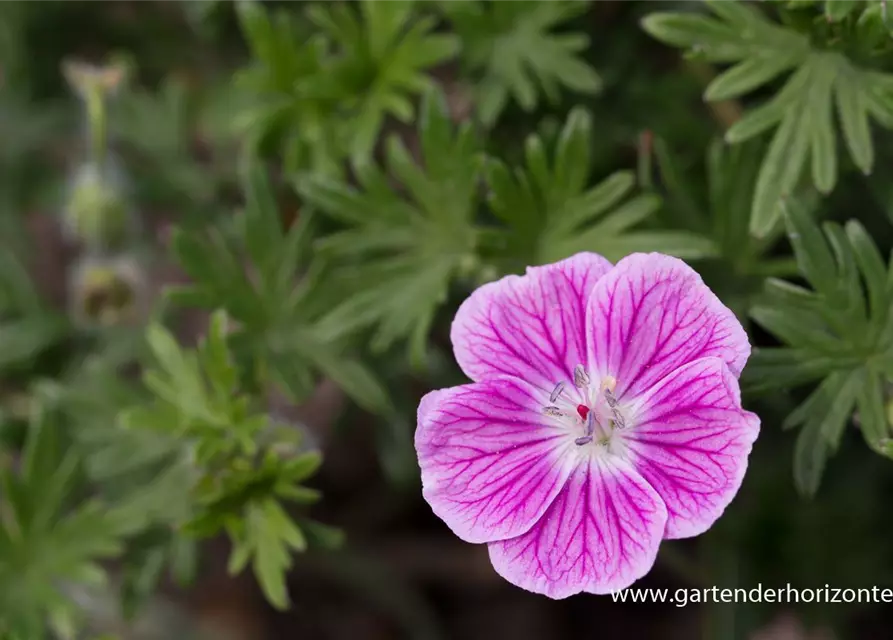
541,365 -> 628,451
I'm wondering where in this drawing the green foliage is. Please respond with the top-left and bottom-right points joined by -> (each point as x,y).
484,108 -> 715,267
0,91 -> 64,211
653,137 -> 809,316
119,311 -> 335,609
0,250 -> 69,375
168,163 -> 391,414
235,0 -> 457,172
306,0 -> 459,162
643,0 -> 893,236
441,0 -> 602,126
0,409 -> 122,640
297,95 -> 714,364
297,89 -> 480,363
746,202 -> 893,496
113,77 -> 220,210
8,0 -> 893,635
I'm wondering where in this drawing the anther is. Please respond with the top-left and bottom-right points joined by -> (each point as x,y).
575,436 -> 593,446
573,365 -> 590,388
584,411 -> 595,436
550,381 -> 566,403
543,406 -> 563,417
611,408 -> 625,429
601,384 -> 626,429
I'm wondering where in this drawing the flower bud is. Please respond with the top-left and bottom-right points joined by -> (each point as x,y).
62,59 -> 127,102
69,255 -> 147,328
62,57 -> 130,190
64,161 -> 135,250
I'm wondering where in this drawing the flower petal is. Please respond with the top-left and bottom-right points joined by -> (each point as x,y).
586,253 -> 750,400
416,379 -> 576,544
452,252 -> 612,388
625,357 -> 760,539
488,457 -> 667,598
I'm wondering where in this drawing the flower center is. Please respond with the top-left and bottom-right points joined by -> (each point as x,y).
541,365 -> 626,448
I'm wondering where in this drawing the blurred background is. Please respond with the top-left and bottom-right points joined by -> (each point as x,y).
2,1 -> 893,639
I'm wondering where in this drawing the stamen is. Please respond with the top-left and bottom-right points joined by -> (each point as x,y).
575,414 -> 596,446
542,406 -> 564,417
612,410 -> 626,429
550,381 -> 566,403
602,384 -> 625,429
573,365 -> 590,388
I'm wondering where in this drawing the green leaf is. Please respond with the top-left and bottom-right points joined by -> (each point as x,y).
237,0 -> 280,69
296,87 -> 479,357
750,208 -> 893,491
444,1 -> 601,126
643,2 -> 809,64
0,315 -> 69,371
484,108 -> 713,266
308,0 -> 459,162
657,135 -> 788,283
645,1 -> 893,236
787,369 -> 858,498
122,314 -> 331,613
809,63 -> 838,194
794,416 -> 831,498
169,226 -> 260,324
242,162 -> 284,282
845,220 -> 889,336
835,70 -> 874,175
856,370 -> 889,451
782,199 -> 838,294
169,166 -> 389,414
825,0 -> 858,21
0,409 -> 122,639
750,61 -> 827,236
291,332 -> 392,415
705,53 -> 803,102
229,499 -> 309,610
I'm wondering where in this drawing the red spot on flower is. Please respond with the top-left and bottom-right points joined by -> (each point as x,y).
576,404 -> 590,421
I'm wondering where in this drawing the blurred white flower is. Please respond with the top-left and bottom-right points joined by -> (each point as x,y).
62,59 -> 128,102
68,254 -> 148,328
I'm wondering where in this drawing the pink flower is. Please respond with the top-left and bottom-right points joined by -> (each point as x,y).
415,253 -> 760,598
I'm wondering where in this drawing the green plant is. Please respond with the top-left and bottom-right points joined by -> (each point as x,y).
5,0 -> 893,637
643,0 -> 893,235
441,0 -> 602,125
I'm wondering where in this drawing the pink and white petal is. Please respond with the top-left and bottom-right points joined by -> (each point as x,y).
625,357 -> 760,539
585,253 -> 750,400
416,378 -> 576,544
488,457 -> 667,598
452,252 -> 613,388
